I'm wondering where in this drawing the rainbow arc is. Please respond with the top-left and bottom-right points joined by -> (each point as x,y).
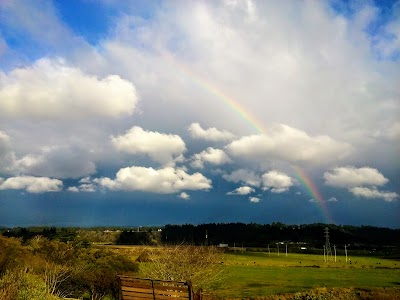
163,52 -> 334,224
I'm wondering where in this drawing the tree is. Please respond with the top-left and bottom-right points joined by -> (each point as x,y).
138,245 -> 225,291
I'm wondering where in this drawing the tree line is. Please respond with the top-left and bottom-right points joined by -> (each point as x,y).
161,223 -> 400,249
2,222 -> 399,250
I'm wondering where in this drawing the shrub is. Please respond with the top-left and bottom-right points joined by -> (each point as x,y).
139,245 -> 225,290
0,236 -> 30,275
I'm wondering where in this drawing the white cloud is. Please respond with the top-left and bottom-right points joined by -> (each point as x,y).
324,166 -> 398,202
222,169 -> 261,187
373,122 -> 400,140
324,166 -> 388,188
262,170 -> 294,193
0,58 -> 138,119
0,130 -> 10,148
100,1 -> 398,153
67,183 -> 96,193
226,124 -> 352,165
0,176 -> 63,193
0,130 -> 14,171
191,147 -> 231,169
2,145 -> 96,179
327,197 -> 338,202
227,186 -> 255,195
79,177 -> 92,184
178,192 -> 190,200
188,123 -> 235,142
249,196 -> 260,203
349,187 -> 399,202
67,186 -> 79,192
112,126 -> 186,165
375,15 -> 400,59
95,166 -> 211,194
0,0 -> 92,56
78,183 -> 96,192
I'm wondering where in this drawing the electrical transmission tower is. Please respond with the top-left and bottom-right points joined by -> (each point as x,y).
324,227 -> 333,262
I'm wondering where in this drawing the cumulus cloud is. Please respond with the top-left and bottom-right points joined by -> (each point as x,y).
178,192 -> 190,200
262,170 -> 294,193
327,197 -> 338,202
79,177 -> 92,184
349,187 -> 399,202
324,166 -> 398,202
227,186 -> 255,195
226,124 -> 352,165
222,169 -> 261,187
95,166 -> 211,194
324,166 -> 388,188
78,183 -> 96,192
0,176 -> 63,193
0,58 -> 138,119
67,182 -> 96,192
188,123 -> 235,142
191,147 -> 231,169
1,145 -> 96,179
112,126 -> 186,165
67,186 -> 79,192
0,130 -> 96,179
249,197 -> 260,203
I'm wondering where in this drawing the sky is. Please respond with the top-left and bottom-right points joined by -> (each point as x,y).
0,0 -> 399,228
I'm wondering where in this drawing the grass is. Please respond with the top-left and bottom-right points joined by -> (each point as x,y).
211,252 -> 400,298
100,245 -> 400,299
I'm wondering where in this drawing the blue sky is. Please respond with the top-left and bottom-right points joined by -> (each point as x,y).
0,0 -> 399,228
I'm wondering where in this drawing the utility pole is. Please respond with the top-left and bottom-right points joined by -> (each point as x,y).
323,245 -> 326,262
345,244 -> 348,263
277,243 -> 280,256
334,245 -> 337,262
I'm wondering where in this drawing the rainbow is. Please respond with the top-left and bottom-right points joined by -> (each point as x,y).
161,52 -> 266,134
163,52 -> 334,224
293,166 -> 334,224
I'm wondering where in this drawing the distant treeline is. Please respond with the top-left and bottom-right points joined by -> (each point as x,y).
162,223 -> 400,249
2,227 -> 77,242
2,223 -> 400,250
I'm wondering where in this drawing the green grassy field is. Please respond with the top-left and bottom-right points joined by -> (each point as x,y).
212,251 -> 400,298
100,245 -> 400,298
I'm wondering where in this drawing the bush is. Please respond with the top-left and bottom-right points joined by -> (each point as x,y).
139,245 -> 225,290
0,236 -> 30,275
59,248 -> 139,299
136,250 -> 152,262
